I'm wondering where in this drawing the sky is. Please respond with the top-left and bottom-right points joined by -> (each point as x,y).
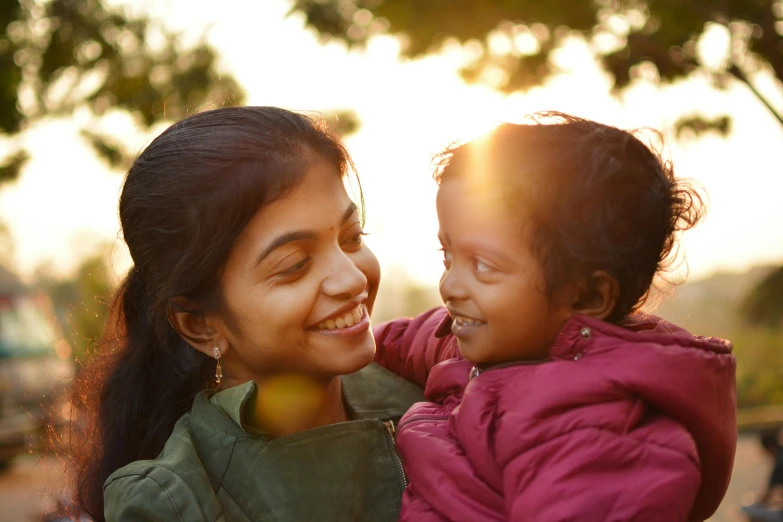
1,0 -> 782,289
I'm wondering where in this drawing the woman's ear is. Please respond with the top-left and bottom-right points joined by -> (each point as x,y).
167,297 -> 225,358
572,270 -> 620,321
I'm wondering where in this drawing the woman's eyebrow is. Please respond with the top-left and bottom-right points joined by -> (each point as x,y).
255,231 -> 317,267
255,202 -> 359,267
341,201 -> 358,224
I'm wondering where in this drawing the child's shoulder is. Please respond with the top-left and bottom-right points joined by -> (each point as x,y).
373,306 -> 452,341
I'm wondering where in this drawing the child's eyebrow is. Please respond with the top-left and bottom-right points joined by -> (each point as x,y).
457,239 -> 514,265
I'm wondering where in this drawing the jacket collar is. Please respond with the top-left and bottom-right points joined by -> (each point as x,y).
548,312 -> 733,361
434,311 -> 453,338
201,362 -> 424,436
208,380 -> 257,430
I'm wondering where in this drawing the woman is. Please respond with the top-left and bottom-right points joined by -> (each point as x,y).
72,107 -> 423,521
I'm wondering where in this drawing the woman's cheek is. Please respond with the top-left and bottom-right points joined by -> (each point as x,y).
357,247 -> 381,310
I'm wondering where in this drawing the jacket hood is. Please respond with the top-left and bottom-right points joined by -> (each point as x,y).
550,313 -> 736,520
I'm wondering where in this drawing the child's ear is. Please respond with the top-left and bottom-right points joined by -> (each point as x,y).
167,297 -> 226,358
572,270 -> 619,321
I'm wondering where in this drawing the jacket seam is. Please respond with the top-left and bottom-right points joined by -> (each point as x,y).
563,317 -> 733,355
200,393 -> 220,434
106,472 -> 185,522
146,473 -> 186,522
215,439 -> 237,488
216,482 -> 254,522
264,424 -> 378,448
509,425 -> 700,469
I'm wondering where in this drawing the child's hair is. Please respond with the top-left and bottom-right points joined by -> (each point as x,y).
433,112 -> 705,323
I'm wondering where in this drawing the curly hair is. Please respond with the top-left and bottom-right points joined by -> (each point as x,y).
433,112 -> 705,323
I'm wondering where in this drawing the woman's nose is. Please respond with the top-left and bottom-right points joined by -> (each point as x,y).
321,251 -> 368,299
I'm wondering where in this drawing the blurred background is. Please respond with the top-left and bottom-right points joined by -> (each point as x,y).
0,0 -> 781,520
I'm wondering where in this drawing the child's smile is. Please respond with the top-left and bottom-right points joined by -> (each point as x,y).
449,312 -> 486,337
436,178 -> 574,365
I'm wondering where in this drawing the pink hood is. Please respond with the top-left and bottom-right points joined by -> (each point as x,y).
548,313 -> 736,518
374,308 -> 737,521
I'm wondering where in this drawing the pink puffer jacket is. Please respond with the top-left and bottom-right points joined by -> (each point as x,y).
374,307 -> 736,522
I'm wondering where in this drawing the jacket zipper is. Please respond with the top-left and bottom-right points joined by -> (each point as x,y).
396,414 -> 449,432
384,420 -> 408,489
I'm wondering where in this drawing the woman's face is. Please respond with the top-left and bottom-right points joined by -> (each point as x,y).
214,158 -> 380,385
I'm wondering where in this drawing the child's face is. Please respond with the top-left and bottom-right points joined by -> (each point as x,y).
436,178 -> 575,365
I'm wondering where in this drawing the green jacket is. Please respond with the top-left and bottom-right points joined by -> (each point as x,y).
103,363 -> 423,522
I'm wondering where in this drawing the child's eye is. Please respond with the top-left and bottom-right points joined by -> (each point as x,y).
440,248 -> 453,269
473,258 -> 492,274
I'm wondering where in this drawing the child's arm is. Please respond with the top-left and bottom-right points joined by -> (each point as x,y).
497,416 -> 702,521
372,307 -> 459,387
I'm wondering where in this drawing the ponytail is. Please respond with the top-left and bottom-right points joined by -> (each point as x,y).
73,267 -> 212,521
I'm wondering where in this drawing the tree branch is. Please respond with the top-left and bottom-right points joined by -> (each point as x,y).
728,64 -> 783,128
757,0 -> 783,83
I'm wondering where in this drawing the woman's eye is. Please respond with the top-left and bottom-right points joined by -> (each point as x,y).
348,231 -> 368,245
341,225 -> 367,249
440,249 -> 452,269
279,257 -> 310,276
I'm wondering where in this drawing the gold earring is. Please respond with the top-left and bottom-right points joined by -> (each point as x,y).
213,347 -> 223,388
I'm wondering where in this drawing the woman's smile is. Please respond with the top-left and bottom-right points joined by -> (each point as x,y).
311,303 -> 370,335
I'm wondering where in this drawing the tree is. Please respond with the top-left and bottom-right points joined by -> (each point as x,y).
34,245 -> 114,364
290,0 -> 783,135
742,265 -> 783,329
0,0 -> 244,180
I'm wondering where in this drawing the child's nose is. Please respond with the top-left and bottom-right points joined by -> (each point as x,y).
439,265 -> 469,303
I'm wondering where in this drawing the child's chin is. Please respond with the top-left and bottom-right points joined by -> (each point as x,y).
456,340 -> 486,366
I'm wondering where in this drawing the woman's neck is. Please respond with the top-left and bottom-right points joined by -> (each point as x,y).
243,374 -> 348,438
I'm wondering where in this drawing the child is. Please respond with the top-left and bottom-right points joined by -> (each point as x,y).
373,113 -> 736,522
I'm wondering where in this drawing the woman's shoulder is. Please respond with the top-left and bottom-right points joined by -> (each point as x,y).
104,456 -> 222,522
103,393 -> 241,521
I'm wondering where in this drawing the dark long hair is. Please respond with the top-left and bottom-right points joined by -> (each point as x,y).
71,107 -> 357,521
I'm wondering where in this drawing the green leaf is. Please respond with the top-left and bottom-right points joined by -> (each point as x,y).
80,130 -> 132,169
321,110 -> 361,137
288,0 -> 783,131
742,265 -> 783,329
0,150 -> 29,184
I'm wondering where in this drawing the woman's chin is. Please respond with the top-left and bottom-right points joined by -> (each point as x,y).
332,335 -> 376,376
305,328 -> 376,377
343,338 -> 377,375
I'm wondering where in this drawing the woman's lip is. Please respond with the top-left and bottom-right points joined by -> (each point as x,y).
312,298 -> 367,326
309,306 -> 370,336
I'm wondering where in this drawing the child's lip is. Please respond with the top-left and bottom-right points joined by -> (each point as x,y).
447,309 -> 487,338
451,317 -> 485,338
446,307 -> 485,323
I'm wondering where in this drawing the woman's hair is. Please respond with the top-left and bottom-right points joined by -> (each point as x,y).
434,112 -> 705,323
71,106 -> 358,521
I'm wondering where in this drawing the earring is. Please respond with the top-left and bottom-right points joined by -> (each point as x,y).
213,347 -> 223,388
